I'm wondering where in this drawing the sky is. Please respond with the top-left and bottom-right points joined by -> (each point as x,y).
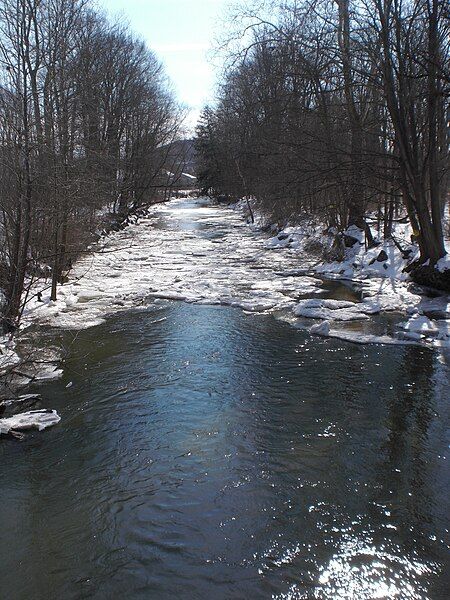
98,0 -> 231,129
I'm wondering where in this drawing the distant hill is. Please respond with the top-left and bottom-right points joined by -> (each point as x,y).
168,139 -> 197,176
158,138 -> 198,190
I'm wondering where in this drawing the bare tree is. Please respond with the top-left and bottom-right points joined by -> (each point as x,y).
0,0 -> 185,329
196,0 -> 449,271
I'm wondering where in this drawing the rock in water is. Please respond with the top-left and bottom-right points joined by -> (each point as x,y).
0,409 -> 61,436
376,249 -> 389,262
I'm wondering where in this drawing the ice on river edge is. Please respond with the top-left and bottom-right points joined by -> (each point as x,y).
14,197 -> 450,359
0,409 -> 61,436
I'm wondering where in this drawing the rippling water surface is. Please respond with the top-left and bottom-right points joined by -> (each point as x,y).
1,199 -> 450,599
1,302 -> 449,599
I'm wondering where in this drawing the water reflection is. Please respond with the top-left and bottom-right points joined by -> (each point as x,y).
0,304 -> 448,599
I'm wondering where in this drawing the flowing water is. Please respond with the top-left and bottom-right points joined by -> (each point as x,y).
1,201 -> 449,599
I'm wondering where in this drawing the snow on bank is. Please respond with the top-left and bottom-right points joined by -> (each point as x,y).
15,197 -> 450,351
259,208 -> 449,347
0,290 -> 20,374
0,336 -> 20,372
436,255 -> 450,272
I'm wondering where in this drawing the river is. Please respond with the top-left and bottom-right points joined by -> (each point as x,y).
1,199 -> 449,599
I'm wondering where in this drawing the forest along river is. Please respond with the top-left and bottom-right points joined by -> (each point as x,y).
1,198 -> 449,599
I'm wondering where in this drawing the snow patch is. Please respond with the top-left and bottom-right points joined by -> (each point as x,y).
0,337 -> 20,373
398,314 -> 449,344
436,255 -> 450,272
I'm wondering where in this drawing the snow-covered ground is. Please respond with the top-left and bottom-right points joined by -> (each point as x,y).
2,196 -> 449,381
0,336 -> 21,372
256,206 -> 449,347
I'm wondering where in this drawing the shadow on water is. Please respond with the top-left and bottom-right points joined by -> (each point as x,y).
317,277 -> 363,302
0,303 -> 449,599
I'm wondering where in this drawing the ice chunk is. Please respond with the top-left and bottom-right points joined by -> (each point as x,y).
294,298 -> 376,321
327,330 -> 419,346
296,299 -> 355,310
0,409 -> 61,435
77,291 -> 105,302
399,315 -> 439,335
310,321 -> 331,336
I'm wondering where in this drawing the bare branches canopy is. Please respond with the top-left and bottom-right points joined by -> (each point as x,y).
196,0 -> 449,265
0,0 -> 184,329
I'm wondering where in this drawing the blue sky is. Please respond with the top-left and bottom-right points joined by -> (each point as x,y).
99,0 -> 230,128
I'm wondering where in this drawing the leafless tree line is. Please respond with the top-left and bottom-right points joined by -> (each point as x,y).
0,0 -> 184,331
196,0 -> 449,268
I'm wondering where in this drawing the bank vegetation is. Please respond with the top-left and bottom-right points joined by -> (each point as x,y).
0,0 -> 185,332
196,0 -> 449,282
